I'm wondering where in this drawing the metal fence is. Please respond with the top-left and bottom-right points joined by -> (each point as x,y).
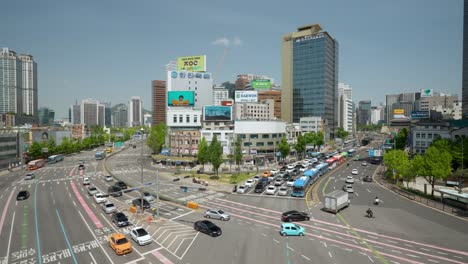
375,167 -> 468,217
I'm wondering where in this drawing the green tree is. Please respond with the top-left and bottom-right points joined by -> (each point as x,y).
147,123 -> 166,154
278,137 -> 290,161
294,134 -> 306,160
383,150 -> 409,183
315,131 -> 325,151
336,127 -> 349,140
209,135 -> 223,177
47,138 -> 57,155
395,128 -> 409,150
234,136 -> 243,171
28,142 -> 43,159
197,137 -> 209,169
423,146 -> 452,196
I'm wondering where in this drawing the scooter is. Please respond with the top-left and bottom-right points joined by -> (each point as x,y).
366,209 -> 374,218
374,199 -> 379,205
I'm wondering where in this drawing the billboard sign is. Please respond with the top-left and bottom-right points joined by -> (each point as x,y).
168,91 -> 195,107
221,100 -> 233,106
177,55 -> 206,72
393,109 -> 404,115
204,106 -> 232,121
251,79 -> 271,90
421,89 -> 433,98
411,111 -> 429,119
235,91 -> 258,103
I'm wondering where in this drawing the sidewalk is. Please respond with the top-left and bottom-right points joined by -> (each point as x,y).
406,177 -> 468,198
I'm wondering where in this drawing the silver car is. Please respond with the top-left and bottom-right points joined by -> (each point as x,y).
143,192 -> 154,202
104,175 -> 113,182
102,202 -> 117,214
87,186 -> 98,196
204,209 -> 230,221
25,173 -> 35,180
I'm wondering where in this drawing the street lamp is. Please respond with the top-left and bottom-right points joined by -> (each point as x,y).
140,127 -> 145,213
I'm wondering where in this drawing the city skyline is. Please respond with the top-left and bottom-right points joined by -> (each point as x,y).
0,0 -> 463,118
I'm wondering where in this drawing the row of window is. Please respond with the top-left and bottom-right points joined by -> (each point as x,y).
173,114 -> 199,124
238,134 -> 280,139
243,142 -> 276,147
415,133 -> 440,139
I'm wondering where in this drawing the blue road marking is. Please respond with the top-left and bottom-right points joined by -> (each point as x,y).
34,183 -> 42,264
55,208 -> 79,264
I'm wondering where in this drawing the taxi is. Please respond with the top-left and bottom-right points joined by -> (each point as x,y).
109,233 -> 132,255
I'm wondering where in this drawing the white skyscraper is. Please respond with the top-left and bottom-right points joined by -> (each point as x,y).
338,83 -> 354,132
80,98 -> 105,126
129,96 -> 143,127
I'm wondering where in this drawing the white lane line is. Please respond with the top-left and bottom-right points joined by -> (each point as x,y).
72,201 -> 77,207
68,193 -> 72,198
391,250 -> 402,254
367,235 -> 379,239
406,254 -> 420,258
355,192 -> 359,197
261,233 -> 267,237
328,251 -> 332,258
179,232 -> 199,260
420,247 -> 431,252
169,210 -> 194,221
89,252 -> 97,263
368,256 -> 375,263
77,211 -> 115,264
6,211 -> 16,263
323,242 -> 328,248
273,239 -> 280,244
454,256 -> 463,259
287,246 -> 295,252
427,259 -> 440,263
404,243 -> 414,248
301,255 -> 311,261
92,203 -> 96,208
436,251 -> 448,255
366,188 -> 371,193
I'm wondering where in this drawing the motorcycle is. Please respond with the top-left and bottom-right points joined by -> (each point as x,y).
232,185 -> 237,193
366,209 -> 374,218
374,199 -> 379,205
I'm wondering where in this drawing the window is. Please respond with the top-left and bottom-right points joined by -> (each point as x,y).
240,134 -> 246,139
267,142 -> 274,146
421,134 -> 426,139
194,115 -> 198,123
272,134 -> 277,138
173,114 -> 177,123
256,142 -> 264,146
262,134 -> 270,139
428,133 -> 432,139
250,134 -> 258,139
243,142 -> 251,147
186,115 -> 190,123
179,115 -> 183,123
416,133 -> 420,138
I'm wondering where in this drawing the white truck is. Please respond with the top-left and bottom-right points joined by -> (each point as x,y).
324,190 -> 350,214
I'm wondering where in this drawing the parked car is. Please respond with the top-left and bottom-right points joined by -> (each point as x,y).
115,181 -> 128,189
274,178 -> 283,186
281,210 -> 310,222
351,169 -> 358,175
108,186 -> 123,197
254,182 -> 267,193
278,187 -> 289,196
112,212 -> 130,227
87,186 -> 98,196
83,177 -> 91,185
102,202 -> 117,214
343,184 -> 354,193
204,209 -> 230,221
108,233 -> 132,255
270,169 -> 279,175
78,160 -> 85,165
245,179 -> 255,188
130,227 -> 152,246
143,192 -> 154,202
280,223 -> 305,236
237,185 -> 247,194
104,175 -> 113,182
265,186 -> 277,195
194,220 -> 222,237
25,173 -> 35,180
16,190 -> 30,201
132,199 -> 151,210
286,179 -> 295,187
78,164 -> 85,170
253,175 -> 261,182
94,192 -> 108,204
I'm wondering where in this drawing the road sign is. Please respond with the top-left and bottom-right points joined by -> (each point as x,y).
369,150 -> 375,157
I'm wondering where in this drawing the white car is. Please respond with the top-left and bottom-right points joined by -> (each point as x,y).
345,177 -> 355,184
102,202 -> 117,214
265,186 -> 277,195
245,179 -> 255,188
87,186 -> 98,196
130,227 -> 152,246
343,184 -> 354,193
94,192 -> 108,204
83,177 -> 90,185
25,173 -> 35,180
104,175 -> 113,182
143,192 -> 155,202
252,175 -> 261,182
286,179 -> 295,187
351,169 -> 358,175
237,185 -> 247,194
278,187 -> 288,196
274,178 -> 283,186
270,169 -> 279,175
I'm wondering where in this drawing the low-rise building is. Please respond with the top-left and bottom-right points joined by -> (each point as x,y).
234,120 -> 286,158
234,99 -> 275,121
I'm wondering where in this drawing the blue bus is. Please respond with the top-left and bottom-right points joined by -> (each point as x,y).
47,154 -> 64,164
315,163 -> 328,177
95,151 -> 106,160
347,148 -> 356,157
291,169 -> 320,197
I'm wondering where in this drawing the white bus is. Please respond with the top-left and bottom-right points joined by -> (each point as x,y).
47,154 -> 64,164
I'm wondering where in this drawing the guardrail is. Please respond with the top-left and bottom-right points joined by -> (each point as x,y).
375,166 -> 468,217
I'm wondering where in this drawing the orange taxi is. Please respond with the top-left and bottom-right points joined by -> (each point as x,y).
109,233 -> 132,255
261,171 -> 272,178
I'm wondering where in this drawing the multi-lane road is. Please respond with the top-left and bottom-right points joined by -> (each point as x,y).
0,142 -> 467,264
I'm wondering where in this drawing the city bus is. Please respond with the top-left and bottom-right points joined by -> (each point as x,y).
28,159 -> 46,170
47,154 -> 64,164
95,151 -> 106,160
291,168 -> 320,197
347,148 -> 356,157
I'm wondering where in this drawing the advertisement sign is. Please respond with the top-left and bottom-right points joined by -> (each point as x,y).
251,79 -> 271,90
411,111 -> 429,119
177,55 -> 206,72
421,89 -> 433,98
393,109 -> 404,115
204,106 -> 232,121
168,91 -> 194,107
235,91 -> 258,103
221,100 -> 233,106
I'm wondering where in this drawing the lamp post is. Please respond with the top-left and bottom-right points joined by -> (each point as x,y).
459,137 -> 464,194
140,127 -> 145,213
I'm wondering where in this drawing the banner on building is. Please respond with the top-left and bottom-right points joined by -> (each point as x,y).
393,109 -> 404,115
235,91 -> 258,103
251,79 -> 271,90
411,111 -> 430,119
177,55 -> 206,72
168,91 -> 195,107
204,106 -> 232,121
420,89 -> 433,98
221,100 -> 233,106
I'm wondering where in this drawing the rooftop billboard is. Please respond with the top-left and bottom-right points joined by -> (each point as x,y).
204,106 -> 232,121
235,91 -> 258,103
177,55 -> 206,72
168,91 -> 194,107
251,79 -> 271,90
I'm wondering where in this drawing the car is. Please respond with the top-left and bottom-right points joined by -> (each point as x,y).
112,212 -> 130,227
237,185 -> 247,194
204,209 -> 230,221
87,186 -> 98,196
351,169 -> 358,175
115,181 -> 128,189
104,175 -> 113,182
274,178 -> 283,186
102,202 -> 117,214
286,179 -> 295,187
94,192 -> 108,204
343,184 -> 354,193
132,199 -> 151,210
345,177 -> 355,184
108,186 -> 123,197
252,175 -> 261,182
83,177 -> 91,185
278,187 -> 288,196
254,182 -> 266,193
143,192 -> 154,202
270,169 -> 279,175
261,171 -> 272,178
363,175 -> 373,182
78,164 -> 85,170
265,186 -> 277,195
245,179 -> 255,188
194,220 -> 222,237
282,173 -> 291,181
16,191 -> 30,201
280,223 -> 305,236
130,227 -> 152,246
281,210 -> 310,222
268,175 -> 276,182
25,173 -> 35,180
109,233 -> 132,255
361,161 -> 368,166
78,160 -> 85,165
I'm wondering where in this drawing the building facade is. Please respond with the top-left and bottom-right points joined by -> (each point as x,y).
129,96 -> 142,127
357,100 -> 371,125
281,24 -> 338,139
410,122 -> 451,154
112,103 -> 128,128
152,80 -> 166,126
234,120 -> 286,155
235,74 -> 275,90
385,92 -> 420,123
19,54 -> 37,116
370,106 -> 383,125
338,83 -> 353,132
213,87 -> 229,106
166,70 -> 213,109
258,90 -> 281,119
299,116 -> 324,134
234,99 -> 275,121
38,107 -> 55,126
463,0 -> 468,118
80,98 -> 105,126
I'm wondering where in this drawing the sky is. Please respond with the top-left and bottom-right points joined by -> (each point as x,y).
0,0 -> 463,119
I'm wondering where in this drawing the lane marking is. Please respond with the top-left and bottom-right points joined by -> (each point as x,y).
0,191 -> 14,238
88,252 -> 97,264
302,255 -> 311,261
6,211 -> 16,264
34,183 -> 42,264
328,251 -> 332,258
151,249 -> 174,264
179,232 -> 199,260
55,209 -> 79,264
70,182 -> 103,228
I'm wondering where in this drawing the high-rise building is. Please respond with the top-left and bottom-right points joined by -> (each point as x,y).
80,98 -> 105,126
258,90 -> 281,119
213,86 -> 229,106
357,100 -> 371,125
152,80 -> 166,125
129,96 -> 142,127
38,107 -> 55,126
103,102 -> 112,127
370,106 -> 383,124
281,24 -> 339,138
385,92 -> 420,123
112,103 -> 128,128
166,71 -> 213,109
338,83 -> 353,132
19,54 -> 37,116
463,0 -> 468,118
70,103 -> 81,124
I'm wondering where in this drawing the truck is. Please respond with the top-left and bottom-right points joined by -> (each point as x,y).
324,190 -> 350,214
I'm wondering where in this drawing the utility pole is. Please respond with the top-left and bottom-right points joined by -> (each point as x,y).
156,169 -> 160,218
140,127 -> 145,213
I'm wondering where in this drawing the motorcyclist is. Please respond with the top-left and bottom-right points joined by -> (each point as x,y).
347,162 -> 350,167
366,208 -> 373,218
374,196 -> 380,205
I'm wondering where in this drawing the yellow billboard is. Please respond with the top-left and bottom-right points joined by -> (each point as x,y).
393,109 -> 404,114
177,55 -> 206,72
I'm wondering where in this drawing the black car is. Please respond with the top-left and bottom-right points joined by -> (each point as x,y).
194,220 -> 222,237
132,198 -> 151,209
363,175 -> 373,182
111,212 -> 129,227
115,181 -> 128,189
108,186 -> 123,197
78,164 -> 85,170
281,210 -> 310,222
254,181 -> 267,193
282,173 -> 292,181
17,191 -> 30,201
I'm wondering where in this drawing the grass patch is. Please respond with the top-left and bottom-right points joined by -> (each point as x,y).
229,173 -> 255,184
190,172 -> 255,184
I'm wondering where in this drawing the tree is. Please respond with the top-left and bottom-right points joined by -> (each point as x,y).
294,134 -> 306,160
383,150 -> 408,184
234,136 -> 242,171
209,135 -> 223,177
315,132 -> 325,151
278,137 -> 290,161
147,123 -> 166,154
28,142 -> 43,159
336,127 -> 349,140
197,137 -> 209,169
423,146 -> 452,196
395,128 -> 409,150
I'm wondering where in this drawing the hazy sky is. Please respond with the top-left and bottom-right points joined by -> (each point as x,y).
1,0 -> 463,118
